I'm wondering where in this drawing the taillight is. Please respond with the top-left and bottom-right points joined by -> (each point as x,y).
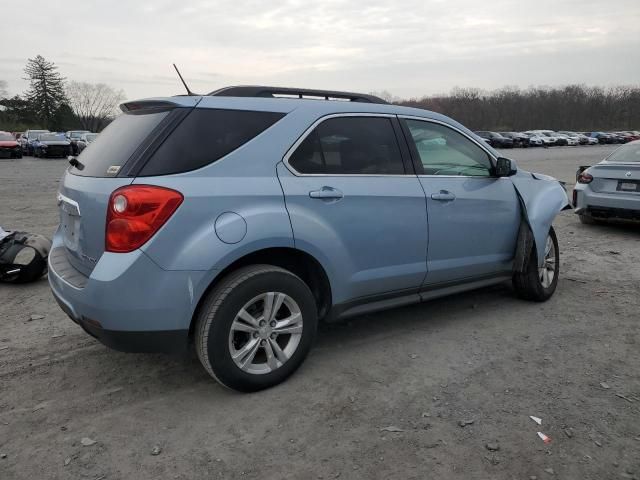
577,172 -> 593,184
106,185 -> 183,253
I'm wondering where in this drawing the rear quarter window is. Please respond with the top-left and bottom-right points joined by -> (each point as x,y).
138,109 -> 285,176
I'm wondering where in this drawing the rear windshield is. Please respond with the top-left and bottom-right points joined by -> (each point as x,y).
138,108 -> 285,176
606,143 -> 640,163
71,110 -> 169,177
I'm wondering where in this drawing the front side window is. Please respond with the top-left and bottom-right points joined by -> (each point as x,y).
288,116 -> 405,175
405,120 -> 493,177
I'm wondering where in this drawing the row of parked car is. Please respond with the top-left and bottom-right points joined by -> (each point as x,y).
1,130 -> 99,158
474,130 -> 640,148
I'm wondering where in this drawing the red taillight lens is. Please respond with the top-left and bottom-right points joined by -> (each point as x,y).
577,172 -> 593,184
106,185 -> 183,253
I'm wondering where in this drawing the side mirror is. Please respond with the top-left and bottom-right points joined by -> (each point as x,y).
495,157 -> 517,177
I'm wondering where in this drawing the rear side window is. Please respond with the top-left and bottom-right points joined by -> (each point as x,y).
288,117 -> 405,175
71,111 -> 169,177
139,109 -> 285,176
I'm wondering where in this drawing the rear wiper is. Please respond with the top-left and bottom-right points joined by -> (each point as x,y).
68,155 -> 84,171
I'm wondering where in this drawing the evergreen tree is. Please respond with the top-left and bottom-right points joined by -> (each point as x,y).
23,55 -> 67,129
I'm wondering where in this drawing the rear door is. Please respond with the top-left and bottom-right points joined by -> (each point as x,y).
400,117 -> 520,285
277,114 -> 428,305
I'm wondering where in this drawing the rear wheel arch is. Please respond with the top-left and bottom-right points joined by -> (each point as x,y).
189,247 -> 332,338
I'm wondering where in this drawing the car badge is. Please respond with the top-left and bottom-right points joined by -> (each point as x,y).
625,171 -> 632,177
106,165 -> 121,175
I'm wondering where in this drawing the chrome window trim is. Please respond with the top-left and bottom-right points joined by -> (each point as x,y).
399,115 -> 501,179
282,113 -> 416,177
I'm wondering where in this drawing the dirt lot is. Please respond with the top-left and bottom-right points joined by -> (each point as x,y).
1,145 -> 639,480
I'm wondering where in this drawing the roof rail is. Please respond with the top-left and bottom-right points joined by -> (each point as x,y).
207,85 -> 389,104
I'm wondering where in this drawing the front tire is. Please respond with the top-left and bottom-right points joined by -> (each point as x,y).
513,227 -> 559,302
195,265 -> 318,392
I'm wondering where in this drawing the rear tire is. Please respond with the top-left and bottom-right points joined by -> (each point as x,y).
513,227 -> 559,302
195,265 -> 318,392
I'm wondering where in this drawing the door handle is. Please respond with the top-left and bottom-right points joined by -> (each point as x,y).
309,187 -> 343,200
431,190 -> 456,201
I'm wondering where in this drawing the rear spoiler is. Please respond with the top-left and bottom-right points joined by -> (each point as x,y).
120,100 -> 180,114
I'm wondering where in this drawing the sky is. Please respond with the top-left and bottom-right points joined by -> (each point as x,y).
1,0 -> 639,102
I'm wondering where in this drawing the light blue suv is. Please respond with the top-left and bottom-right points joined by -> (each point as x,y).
49,86 -> 570,391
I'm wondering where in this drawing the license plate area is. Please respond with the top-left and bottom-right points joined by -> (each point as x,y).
58,194 -> 81,251
617,181 -> 640,192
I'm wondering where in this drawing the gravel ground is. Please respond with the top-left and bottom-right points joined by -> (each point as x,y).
1,145 -> 639,480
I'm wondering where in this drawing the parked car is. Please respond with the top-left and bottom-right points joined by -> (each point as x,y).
0,131 -> 23,158
76,132 -> 98,153
21,129 -> 49,155
500,132 -> 530,147
555,134 -> 578,146
526,131 -> 556,147
522,132 -> 544,147
474,131 -> 514,148
49,86 -> 570,392
574,140 -> 640,223
32,133 -> 73,158
66,130 -> 91,154
557,131 -> 588,145
588,132 -> 615,144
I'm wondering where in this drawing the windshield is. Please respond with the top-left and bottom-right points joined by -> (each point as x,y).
606,143 -> 640,163
0,133 -> 14,141
38,134 -> 65,141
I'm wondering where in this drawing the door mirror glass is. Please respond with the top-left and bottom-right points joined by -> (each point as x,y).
495,157 -> 516,177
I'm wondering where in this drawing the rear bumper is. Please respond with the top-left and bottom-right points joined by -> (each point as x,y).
574,187 -> 640,220
48,229 -> 207,353
50,287 -> 188,353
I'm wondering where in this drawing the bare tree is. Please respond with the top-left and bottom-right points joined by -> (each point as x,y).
66,81 -> 126,131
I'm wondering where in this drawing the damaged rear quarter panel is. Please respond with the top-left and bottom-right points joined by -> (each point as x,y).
511,170 -> 571,266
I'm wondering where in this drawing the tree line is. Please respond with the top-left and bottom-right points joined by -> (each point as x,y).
0,55 -> 125,132
395,85 -> 640,132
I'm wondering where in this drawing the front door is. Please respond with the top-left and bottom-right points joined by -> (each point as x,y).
400,118 -> 520,285
277,115 -> 429,305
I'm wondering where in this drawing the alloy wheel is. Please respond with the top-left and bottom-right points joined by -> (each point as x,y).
539,235 -> 556,288
228,292 -> 303,375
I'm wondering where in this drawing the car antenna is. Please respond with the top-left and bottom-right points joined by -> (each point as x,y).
173,63 -> 197,96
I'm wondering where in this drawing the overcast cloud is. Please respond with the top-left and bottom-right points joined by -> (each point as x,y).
1,0 -> 639,101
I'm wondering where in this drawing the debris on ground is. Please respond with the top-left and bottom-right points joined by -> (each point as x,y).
51,334 -> 65,339
615,393 -> 634,403
563,428 -> 574,438
458,419 -> 475,427
485,442 -> 500,451
593,439 -> 602,447
151,445 -> 162,455
600,382 -> 611,389
380,426 -> 404,433
1,453 -> 7,459
64,457 -> 71,466
409,354 -> 418,359
608,250 -> 621,255
80,437 -> 97,447
28,314 -> 45,321
537,432 -> 552,444
530,415 -> 542,425
544,467 -> 555,475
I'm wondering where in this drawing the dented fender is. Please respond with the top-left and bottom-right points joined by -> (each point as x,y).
511,170 -> 571,267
